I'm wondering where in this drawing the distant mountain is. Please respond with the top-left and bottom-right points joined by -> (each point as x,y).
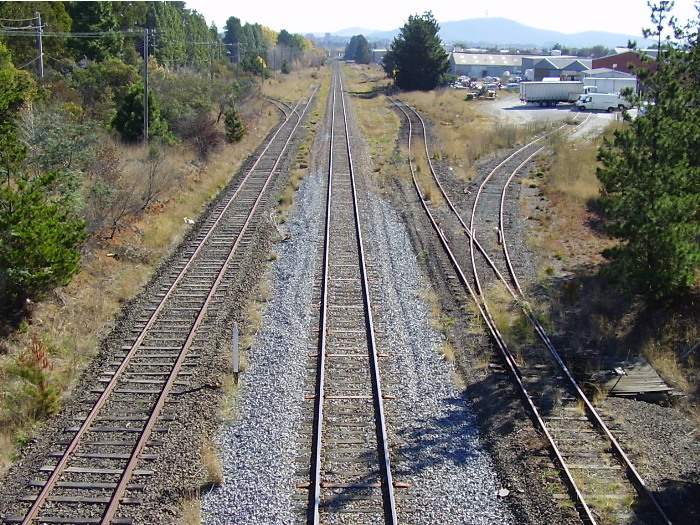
340,17 -> 652,49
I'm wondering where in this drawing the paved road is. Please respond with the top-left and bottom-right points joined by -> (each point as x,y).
477,91 -> 637,139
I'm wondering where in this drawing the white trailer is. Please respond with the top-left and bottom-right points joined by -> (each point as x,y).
583,77 -> 638,95
519,81 -> 585,106
575,92 -> 633,112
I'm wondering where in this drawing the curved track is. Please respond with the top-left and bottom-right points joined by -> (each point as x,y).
4,91 -> 317,525
391,98 -> 672,525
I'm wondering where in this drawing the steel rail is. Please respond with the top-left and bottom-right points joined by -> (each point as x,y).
101,89 -> 317,525
309,62 -> 397,525
17,92 -> 316,525
497,148 -> 674,525
392,98 -> 599,523
338,69 -> 397,525
308,68 -> 335,524
395,98 -> 672,525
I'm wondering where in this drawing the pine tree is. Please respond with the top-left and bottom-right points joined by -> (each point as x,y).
110,82 -> 170,143
596,3 -> 700,300
382,12 -> 450,91
0,173 -> 87,307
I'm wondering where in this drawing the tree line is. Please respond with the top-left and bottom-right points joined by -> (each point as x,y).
0,1 -> 323,314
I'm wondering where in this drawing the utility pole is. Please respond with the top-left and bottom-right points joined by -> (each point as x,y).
35,11 -> 44,79
143,27 -> 149,146
210,40 -> 214,81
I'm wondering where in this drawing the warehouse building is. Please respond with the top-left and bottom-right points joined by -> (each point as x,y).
449,52 -> 523,79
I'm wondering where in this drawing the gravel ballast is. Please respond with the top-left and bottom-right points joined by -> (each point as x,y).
202,85 -> 515,523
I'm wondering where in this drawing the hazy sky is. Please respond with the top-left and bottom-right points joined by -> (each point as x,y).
186,0 -> 698,38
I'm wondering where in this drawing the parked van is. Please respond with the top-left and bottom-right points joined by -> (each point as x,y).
575,93 -> 632,112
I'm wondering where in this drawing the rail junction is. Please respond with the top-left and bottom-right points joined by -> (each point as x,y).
1,62 -> 689,525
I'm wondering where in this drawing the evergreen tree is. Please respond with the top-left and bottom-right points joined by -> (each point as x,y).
223,16 -> 242,47
596,2 -> 700,300
146,2 -> 187,68
0,2 -> 72,70
354,35 -> 372,64
277,29 -> 294,47
344,35 -> 359,61
223,107 -> 244,143
0,172 -> 87,307
382,12 -> 449,91
110,82 -> 169,142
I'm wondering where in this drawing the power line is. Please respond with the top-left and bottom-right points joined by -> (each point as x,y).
0,15 -> 40,23
0,29 -> 140,38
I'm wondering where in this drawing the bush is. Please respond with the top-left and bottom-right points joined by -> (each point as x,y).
177,112 -> 222,158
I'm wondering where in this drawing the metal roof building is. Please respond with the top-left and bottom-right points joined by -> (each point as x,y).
449,53 -> 523,79
521,56 -> 593,80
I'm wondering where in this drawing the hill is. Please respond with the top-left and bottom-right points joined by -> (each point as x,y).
345,17 -> 653,49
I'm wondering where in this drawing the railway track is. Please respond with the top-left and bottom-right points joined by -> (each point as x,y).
391,98 -> 672,525
3,90 -> 317,525
295,63 -> 397,524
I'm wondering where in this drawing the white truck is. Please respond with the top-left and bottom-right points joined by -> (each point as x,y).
582,77 -> 638,95
519,81 -> 587,107
575,92 -> 633,112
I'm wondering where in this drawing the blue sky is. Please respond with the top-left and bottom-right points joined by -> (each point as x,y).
186,0 -> 697,38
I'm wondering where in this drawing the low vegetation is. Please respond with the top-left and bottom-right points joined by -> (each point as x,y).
0,3 -> 322,473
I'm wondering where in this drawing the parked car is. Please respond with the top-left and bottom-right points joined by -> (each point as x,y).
503,83 -> 520,91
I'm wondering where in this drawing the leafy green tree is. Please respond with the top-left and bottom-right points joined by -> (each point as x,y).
65,1 -> 124,61
0,172 -> 87,306
0,41 -> 33,181
110,82 -> 169,142
71,58 -> 140,121
382,12 -> 450,91
19,104 -> 98,215
146,2 -> 187,68
596,2 -> 700,300
0,2 -> 72,71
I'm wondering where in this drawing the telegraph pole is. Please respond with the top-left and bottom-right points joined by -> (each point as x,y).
35,11 -> 44,78
143,27 -> 149,146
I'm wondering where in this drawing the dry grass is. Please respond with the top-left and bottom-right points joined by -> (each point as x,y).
201,437 -> 224,487
0,69 -> 320,476
219,373 -> 240,423
399,89 -> 546,183
440,341 -> 456,362
341,63 -> 399,185
180,495 -> 202,525
522,118 -> 698,429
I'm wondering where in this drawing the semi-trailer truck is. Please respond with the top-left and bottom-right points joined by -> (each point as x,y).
519,81 -> 587,106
